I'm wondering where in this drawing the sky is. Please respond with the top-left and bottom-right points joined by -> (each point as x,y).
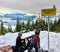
0,0 -> 60,14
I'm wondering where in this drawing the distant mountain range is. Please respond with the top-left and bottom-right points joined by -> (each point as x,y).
0,13 -> 36,21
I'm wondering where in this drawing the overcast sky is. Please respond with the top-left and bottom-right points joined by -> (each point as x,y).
0,0 -> 60,14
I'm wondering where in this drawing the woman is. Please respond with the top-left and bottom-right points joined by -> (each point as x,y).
14,33 -> 25,52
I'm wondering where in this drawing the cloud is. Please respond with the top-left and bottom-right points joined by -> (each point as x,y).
0,0 -> 60,13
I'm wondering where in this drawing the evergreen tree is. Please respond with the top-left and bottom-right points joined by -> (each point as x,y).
57,16 -> 60,24
50,20 -> 53,31
55,16 -> 60,32
36,18 -> 41,32
45,21 -> 48,31
53,19 -> 58,31
19,23 -> 22,32
0,21 -> 4,35
30,21 -> 35,31
25,19 -> 30,32
8,25 -> 12,32
55,24 -> 60,32
21,22 -> 25,30
3,28 -> 8,34
39,19 -> 45,31
15,17 -> 20,32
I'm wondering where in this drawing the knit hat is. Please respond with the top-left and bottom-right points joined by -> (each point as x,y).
18,32 -> 22,36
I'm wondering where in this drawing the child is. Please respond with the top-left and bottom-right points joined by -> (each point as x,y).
24,38 -> 30,51
28,31 -> 40,52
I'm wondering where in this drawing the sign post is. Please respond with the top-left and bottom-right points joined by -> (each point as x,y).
41,8 -> 56,51
48,16 -> 49,50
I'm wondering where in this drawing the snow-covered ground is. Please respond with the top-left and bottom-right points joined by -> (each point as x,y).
0,31 -> 60,52
40,31 -> 60,52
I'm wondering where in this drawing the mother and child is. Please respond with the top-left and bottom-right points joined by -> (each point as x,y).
13,30 -> 40,52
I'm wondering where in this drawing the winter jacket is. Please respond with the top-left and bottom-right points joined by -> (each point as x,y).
24,40 -> 30,50
28,35 -> 40,48
16,36 -> 25,48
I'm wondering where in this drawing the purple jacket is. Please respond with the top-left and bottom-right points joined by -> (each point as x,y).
28,35 -> 40,48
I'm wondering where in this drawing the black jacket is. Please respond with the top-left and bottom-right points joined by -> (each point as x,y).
16,36 -> 25,48
24,40 -> 30,50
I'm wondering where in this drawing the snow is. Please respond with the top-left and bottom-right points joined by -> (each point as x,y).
40,31 -> 60,52
4,32 -> 19,46
0,35 -> 5,45
0,31 -> 60,52
4,31 -> 35,46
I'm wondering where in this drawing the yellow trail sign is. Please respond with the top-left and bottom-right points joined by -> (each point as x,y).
41,8 -> 56,16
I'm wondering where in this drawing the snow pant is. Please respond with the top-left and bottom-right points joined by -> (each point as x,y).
28,43 -> 38,52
